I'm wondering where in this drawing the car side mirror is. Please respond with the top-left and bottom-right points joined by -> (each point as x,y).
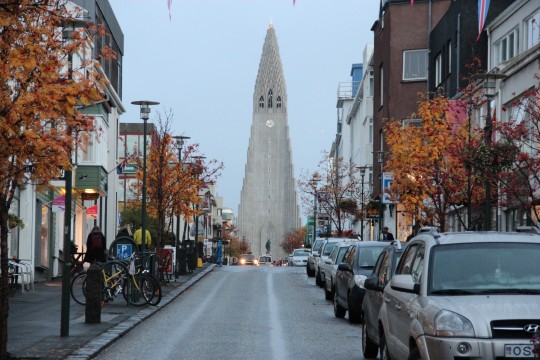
364,277 -> 384,292
337,263 -> 351,272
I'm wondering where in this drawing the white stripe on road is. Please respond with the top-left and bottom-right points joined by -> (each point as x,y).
267,272 -> 288,360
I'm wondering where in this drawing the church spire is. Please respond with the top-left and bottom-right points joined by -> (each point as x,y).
253,25 -> 287,113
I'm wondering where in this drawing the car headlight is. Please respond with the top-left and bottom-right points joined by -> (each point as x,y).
254,259 -> 259,265
434,310 -> 475,337
240,259 -> 245,265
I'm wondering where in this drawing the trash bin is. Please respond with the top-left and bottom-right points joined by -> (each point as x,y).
177,246 -> 187,276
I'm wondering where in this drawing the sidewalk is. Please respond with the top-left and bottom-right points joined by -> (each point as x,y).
7,264 -> 216,359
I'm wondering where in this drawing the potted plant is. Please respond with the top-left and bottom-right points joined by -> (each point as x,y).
8,214 -> 24,229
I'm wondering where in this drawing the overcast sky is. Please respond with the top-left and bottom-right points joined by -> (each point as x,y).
108,0 -> 380,218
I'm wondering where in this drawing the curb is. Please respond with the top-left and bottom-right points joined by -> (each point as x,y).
65,264 -> 216,360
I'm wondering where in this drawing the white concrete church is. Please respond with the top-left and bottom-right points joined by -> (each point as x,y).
238,25 -> 301,262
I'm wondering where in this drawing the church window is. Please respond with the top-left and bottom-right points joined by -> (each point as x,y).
276,96 -> 282,108
268,89 -> 273,108
259,96 -> 264,108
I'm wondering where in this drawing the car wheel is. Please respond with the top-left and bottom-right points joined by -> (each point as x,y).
333,290 -> 346,318
348,295 -> 361,324
408,346 -> 421,360
380,331 -> 391,360
315,270 -> 321,286
306,265 -> 314,277
362,319 -> 379,359
324,285 -> 332,301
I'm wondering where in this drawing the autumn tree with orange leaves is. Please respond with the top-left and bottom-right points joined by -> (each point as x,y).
298,153 -> 366,237
281,227 -> 307,255
385,94 -> 479,231
0,1 -> 108,355
131,110 -> 224,249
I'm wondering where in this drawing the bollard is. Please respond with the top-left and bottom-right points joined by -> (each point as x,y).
85,264 -> 102,324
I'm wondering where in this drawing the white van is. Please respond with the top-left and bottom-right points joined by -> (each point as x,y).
258,255 -> 273,266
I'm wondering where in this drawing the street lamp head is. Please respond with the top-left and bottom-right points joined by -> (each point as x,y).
174,135 -> 190,149
473,72 -> 507,98
131,100 -> 160,121
357,166 -> 367,177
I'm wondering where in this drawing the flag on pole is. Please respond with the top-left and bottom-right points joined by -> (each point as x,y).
86,204 -> 98,219
116,158 -> 128,174
477,0 -> 491,41
168,0 -> 172,20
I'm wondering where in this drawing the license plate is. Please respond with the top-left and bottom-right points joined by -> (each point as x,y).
504,344 -> 535,358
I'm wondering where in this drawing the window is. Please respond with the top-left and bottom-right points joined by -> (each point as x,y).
259,96 -> 264,108
434,53 -> 442,86
368,117 -> 373,144
369,70 -> 374,97
379,65 -> 384,107
402,118 -> 423,128
267,89 -> 273,108
526,12 -> 540,50
495,28 -> 519,65
403,49 -> 428,80
276,96 -> 282,108
80,133 -> 94,162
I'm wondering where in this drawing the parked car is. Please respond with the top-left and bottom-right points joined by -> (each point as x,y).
258,255 -> 272,266
306,238 -> 325,277
323,239 -> 358,301
289,248 -> 310,266
333,241 -> 387,323
315,238 -> 346,287
361,240 -> 404,358
378,228 -> 540,360
238,254 -> 258,266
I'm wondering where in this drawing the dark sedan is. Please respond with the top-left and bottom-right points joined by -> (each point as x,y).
333,241 -> 387,323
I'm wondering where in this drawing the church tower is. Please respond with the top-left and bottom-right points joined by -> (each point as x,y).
238,25 -> 301,261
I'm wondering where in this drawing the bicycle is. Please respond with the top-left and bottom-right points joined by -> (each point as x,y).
70,255 -> 157,307
70,243 -> 85,276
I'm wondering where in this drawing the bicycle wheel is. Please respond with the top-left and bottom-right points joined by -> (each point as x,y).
70,272 -> 87,305
146,273 -> 162,306
101,260 -> 128,302
123,273 -> 154,306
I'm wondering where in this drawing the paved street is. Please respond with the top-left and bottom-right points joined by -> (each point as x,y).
94,265 -> 365,360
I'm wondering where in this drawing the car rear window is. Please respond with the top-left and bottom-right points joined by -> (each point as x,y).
356,246 -> 386,268
293,249 -> 309,256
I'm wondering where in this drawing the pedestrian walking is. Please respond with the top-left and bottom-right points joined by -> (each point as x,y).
216,240 -> 223,267
381,226 -> 395,241
133,225 -> 152,252
83,225 -> 107,264
116,224 -> 132,239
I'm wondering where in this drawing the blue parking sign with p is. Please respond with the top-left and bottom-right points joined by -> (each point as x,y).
117,243 -> 132,260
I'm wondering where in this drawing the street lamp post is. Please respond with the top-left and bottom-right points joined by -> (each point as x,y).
357,166 -> 367,241
473,72 -> 507,231
173,135 -> 189,278
310,178 -> 320,245
60,20 -> 87,337
191,156 -> 205,269
131,101 -> 159,255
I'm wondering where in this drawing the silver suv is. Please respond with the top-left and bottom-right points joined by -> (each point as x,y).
307,238 -> 325,277
379,228 -> 540,360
